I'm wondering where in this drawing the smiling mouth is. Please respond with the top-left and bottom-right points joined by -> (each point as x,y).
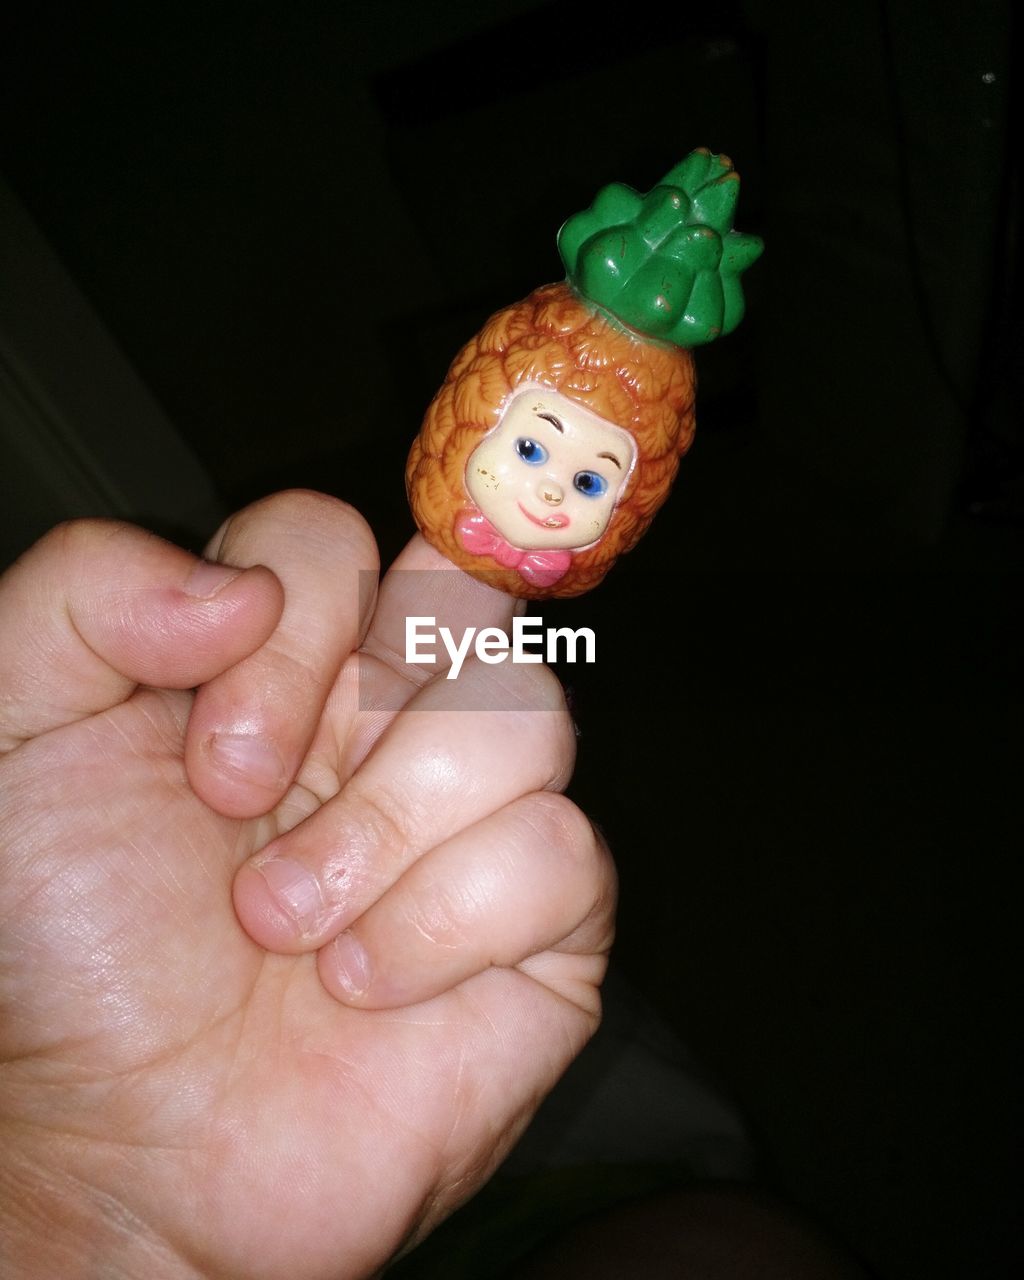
519,502 -> 570,529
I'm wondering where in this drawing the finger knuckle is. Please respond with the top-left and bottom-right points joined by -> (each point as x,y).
239,491 -> 379,567
404,877 -> 473,950
499,663 -> 577,785
517,792 -> 617,936
343,782 -> 415,862
47,517 -> 133,564
518,791 -> 599,874
523,795 -> 617,950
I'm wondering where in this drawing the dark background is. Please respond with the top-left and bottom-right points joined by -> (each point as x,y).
1,1 -> 1020,1276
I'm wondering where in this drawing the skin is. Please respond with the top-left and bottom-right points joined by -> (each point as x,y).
0,491 -> 615,1280
464,387 -> 636,552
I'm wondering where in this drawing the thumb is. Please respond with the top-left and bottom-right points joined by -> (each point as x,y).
0,519 -> 283,751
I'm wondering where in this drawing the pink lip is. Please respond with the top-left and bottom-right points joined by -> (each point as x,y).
519,502 -> 570,529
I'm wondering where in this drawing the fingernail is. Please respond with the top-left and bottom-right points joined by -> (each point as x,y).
208,733 -> 286,789
184,559 -> 242,598
331,931 -> 371,999
255,856 -> 324,934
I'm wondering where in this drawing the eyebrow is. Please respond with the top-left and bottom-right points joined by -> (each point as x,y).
534,408 -> 622,470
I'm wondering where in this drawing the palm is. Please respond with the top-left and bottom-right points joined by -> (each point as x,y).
0,500 -> 611,1278
2,677 -> 588,1277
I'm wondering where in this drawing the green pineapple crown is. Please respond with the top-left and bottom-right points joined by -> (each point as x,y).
557,148 -> 763,349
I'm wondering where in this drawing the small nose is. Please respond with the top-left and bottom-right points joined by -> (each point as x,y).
539,481 -> 564,506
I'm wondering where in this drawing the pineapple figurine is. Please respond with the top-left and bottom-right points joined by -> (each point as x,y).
406,148 -> 763,599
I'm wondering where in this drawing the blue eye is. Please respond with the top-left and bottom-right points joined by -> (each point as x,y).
573,470 -> 608,498
515,437 -> 548,465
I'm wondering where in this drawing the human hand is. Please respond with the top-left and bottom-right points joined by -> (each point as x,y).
0,491 -> 615,1279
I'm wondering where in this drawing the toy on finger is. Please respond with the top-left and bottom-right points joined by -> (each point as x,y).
406,148 -> 762,599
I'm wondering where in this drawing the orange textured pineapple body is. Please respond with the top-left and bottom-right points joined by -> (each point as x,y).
405,283 -> 696,599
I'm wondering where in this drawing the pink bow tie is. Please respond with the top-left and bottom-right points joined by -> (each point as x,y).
456,510 -> 572,589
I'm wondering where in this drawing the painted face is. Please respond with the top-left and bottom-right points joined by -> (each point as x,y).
465,388 -> 636,551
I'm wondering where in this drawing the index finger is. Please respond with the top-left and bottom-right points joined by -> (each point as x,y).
325,534 -> 526,781
359,532 -> 522,693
